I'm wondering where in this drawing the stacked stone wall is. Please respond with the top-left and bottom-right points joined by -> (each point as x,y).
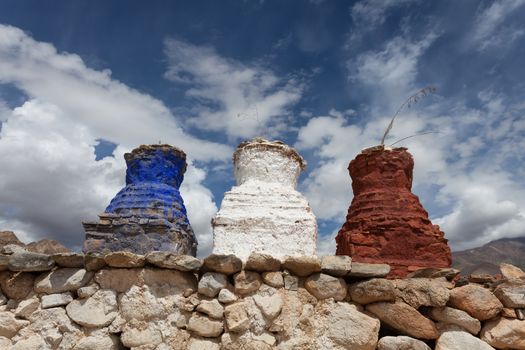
1,250 -> 524,350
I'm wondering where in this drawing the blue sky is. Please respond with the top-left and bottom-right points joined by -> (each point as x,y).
0,0 -> 524,256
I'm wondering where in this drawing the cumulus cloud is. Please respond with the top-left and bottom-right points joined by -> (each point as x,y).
0,24 -> 228,252
164,38 -> 304,140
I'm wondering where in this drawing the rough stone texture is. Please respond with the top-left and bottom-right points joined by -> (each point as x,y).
262,271 -> 284,288
436,331 -> 495,350
198,272 -> 228,298
234,270 -> 262,295
429,306 -> 481,335
336,147 -> 452,278
26,239 -> 70,254
253,290 -> 283,320
500,262 -> 525,280
408,267 -> 460,281
84,253 -> 106,271
203,254 -> 242,275
187,313 -> 224,337
347,262 -> 390,278
246,252 -> 281,272
224,302 -> 250,332
0,271 -> 35,299
66,289 -> 118,327
51,252 -> 85,268
394,278 -> 450,308
0,255 -> 8,271
0,231 -> 24,249
212,139 -> 317,261
366,300 -> 439,339
0,311 -> 29,338
188,338 -> 221,350
304,273 -> 347,301
377,336 -> 431,350
104,251 -> 145,267
14,297 -> 39,318
493,280 -> 525,308
448,284 -> 503,320
321,255 -> 352,277
348,278 -> 396,304
34,268 -> 93,293
8,251 -> 55,271
82,144 -> 198,255
218,288 -> 238,304
146,251 -> 202,271
481,317 -> 525,349
94,268 -> 141,292
196,299 -> 224,319
282,255 -> 321,277
41,292 -> 73,309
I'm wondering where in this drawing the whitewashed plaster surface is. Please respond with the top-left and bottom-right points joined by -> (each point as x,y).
213,139 -> 318,261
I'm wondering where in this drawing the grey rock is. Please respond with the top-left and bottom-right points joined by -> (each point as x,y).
41,292 -> 73,308
349,278 -> 396,304
218,288 -> 238,304
377,336 -> 431,350
321,255 -> 352,277
348,262 -> 390,278
394,278 -> 450,308
198,272 -> 228,298
429,306 -> 481,335
283,256 -> 321,277
196,299 -> 224,319
146,251 -> 202,271
66,289 -> 118,327
34,268 -> 93,293
262,271 -> 284,288
245,252 -> 281,272
14,297 -> 39,318
436,330 -> 495,350
493,281 -> 525,308
8,251 -> 54,272
187,313 -> 224,337
304,273 -> 347,301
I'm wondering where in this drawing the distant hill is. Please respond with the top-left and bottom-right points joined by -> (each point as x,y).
452,236 -> 525,275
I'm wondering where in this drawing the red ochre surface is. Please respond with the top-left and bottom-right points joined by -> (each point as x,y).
336,146 -> 452,278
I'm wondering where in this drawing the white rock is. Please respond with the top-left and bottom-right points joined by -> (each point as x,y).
66,290 -> 118,327
73,331 -> 119,350
212,139 -> 317,261
429,306 -> 481,335
436,330 -> 495,350
10,334 -> 47,350
187,313 -> 224,337
14,297 -> 39,319
253,293 -> 283,320
377,336 -> 431,350
224,301 -> 250,332
41,293 -> 73,309
34,268 -> 93,293
121,320 -> 163,348
196,299 -> 224,319
187,337 -> 221,350
0,336 -> 11,348
198,272 -> 228,298
0,311 -> 29,338
218,288 -> 238,304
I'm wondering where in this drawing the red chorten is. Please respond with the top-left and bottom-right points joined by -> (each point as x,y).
335,146 -> 451,278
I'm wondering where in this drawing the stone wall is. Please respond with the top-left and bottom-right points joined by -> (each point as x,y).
1,250 -> 524,350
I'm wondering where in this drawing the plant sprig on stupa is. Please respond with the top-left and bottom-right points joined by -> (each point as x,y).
380,86 -> 437,146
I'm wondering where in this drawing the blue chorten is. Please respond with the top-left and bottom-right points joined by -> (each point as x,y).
82,144 -> 197,255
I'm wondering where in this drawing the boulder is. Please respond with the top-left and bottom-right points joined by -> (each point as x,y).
34,268 -> 93,293
0,311 -> 29,338
187,313 -> 224,337
203,254 -> 242,275
499,263 -> 525,280
14,297 -> 39,318
245,252 -> 281,272
481,317 -> 525,349
145,252 -> 202,271
493,281 -> 525,308
51,252 -> 85,268
304,273 -> 347,301
429,306 -> 481,335
198,272 -> 228,298
224,302 -> 250,332
347,262 -> 390,278
218,288 -> 238,304
0,271 -> 35,299
94,268 -> 141,292
348,278 -> 395,304
41,292 -> 73,309
8,251 -> 54,272
66,289 -> 118,327
283,256 -> 321,277
436,330 -> 495,350
196,299 -> 224,319
234,270 -> 262,295
394,278 -> 450,308
321,255 -> 352,277
377,336 -> 431,350
366,300 -> 439,339
262,271 -> 284,288
104,251 -> 145,268
448,284 -> 503,320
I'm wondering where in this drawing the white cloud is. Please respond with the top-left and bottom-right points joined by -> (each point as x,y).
317,229 -> 338,256
0,24 -> 229,254
471,0 -> 525,50
351,0 -> 417,27
164,38 -> 304,140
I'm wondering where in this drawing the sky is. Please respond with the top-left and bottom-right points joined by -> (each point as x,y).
0,0 -> 524,257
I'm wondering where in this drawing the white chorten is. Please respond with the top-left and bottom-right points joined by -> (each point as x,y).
212,138 -> 318,261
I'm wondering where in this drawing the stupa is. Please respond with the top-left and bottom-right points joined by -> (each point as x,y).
82,144 -> 197,255
212,138 -> 317,261
336,145 -> 451,277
